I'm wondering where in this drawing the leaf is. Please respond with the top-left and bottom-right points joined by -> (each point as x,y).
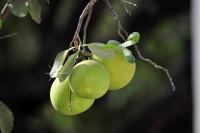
107,40 -> 120,46
0,101 -> 14,133
127,32 -> 140,45
7,0 -> 28,18
50,50 -> 69,78
122,48 -> 135,63
58,52 -> 78,81
27,0 -> 42,23
120,40 -> 134,47
87,43 -> 114,58
46,0 -> 49,4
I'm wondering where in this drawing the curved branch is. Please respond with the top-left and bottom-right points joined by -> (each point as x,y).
133,45 -> 176,91
104,0 -> 175,91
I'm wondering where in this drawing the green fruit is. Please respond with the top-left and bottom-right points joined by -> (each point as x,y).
50,77 -> 94,116
92,45 -> 136,90
69,60 -> 110,99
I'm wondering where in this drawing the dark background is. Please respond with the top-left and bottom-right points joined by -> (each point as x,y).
0,0 -> 191,133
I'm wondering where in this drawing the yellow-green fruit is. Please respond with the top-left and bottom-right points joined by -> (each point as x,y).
50,77 -> 94,116
69,60 -> 110,99
92,46 -> 136,90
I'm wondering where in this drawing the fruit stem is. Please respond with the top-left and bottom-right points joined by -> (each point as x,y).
69,0 -> 98,48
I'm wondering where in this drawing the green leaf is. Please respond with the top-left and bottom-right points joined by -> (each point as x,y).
127,32 -> 140,44
107,40 -> 120,46
46,0 -> 49,4
27,0 -> 42,23
0,101 -> 14,133
8,0 -> 28,18
120,40 -> 134,47
122,48 -> 135,63
50,50 -> 69,78
58,52 -> 78,81
88,43 -> 114,58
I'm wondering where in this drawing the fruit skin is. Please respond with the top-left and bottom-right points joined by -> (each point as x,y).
92,45 -> 136,90
50,77 -> 94,116
69,60 -> 110,99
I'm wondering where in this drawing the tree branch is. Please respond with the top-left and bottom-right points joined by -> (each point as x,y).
133,45 -> 176,91
83,6 -> 93,44
0,32 -> 18,40
69,0 -> 97,47
121,0 -> 137,7
104,0 -> 175,91
68,0 -> 175,91
0,3 -> 10,22
103,0 -> 128,41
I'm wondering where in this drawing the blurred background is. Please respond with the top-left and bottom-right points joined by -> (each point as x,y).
0,0 -> 191,133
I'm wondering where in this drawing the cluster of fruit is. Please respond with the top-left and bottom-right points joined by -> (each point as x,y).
49,32 -> 139,116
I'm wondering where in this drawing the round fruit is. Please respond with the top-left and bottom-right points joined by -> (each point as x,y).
69,60 -> 110,99
50,77 -> 94,116
92,45 -> 136,90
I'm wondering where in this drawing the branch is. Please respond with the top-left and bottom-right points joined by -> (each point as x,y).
121,0 -> 137,7
67,0 -> 176,91
120,0 -> 137,16
104,0 -> 175,91
69,0 -> 97,47
133,45 -> 176,91
0,3 -> 18,40
67,0 -> 98,111
104,0 -> 128,41
83,6 -> 93,44
0,32 -> 18,40
0,3 -> 10,22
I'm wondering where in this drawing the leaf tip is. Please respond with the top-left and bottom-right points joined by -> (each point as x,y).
127,32 -> 140,44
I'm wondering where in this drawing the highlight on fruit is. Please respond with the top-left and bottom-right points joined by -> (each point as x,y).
49,32 -> 140,116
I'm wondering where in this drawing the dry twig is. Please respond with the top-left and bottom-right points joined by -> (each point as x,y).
0,3 -> 10,22
69,0 -> 98,47
104,0 -> 175,91
83,6 -> 93,44
0,32 -> 18,40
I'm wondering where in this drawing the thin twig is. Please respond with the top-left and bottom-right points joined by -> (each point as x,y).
121,3 -> 132,16
76,33 -> 82,44
0,3 -> 10,22
121,0 -> 137,16
83,6 -> 93,44
0,32 -> 18,40
104,0 -> 128,41
69,0 -> 98,47
121,0 -> 137,7
104,0 -> 175,91
133,45 -> 176,91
